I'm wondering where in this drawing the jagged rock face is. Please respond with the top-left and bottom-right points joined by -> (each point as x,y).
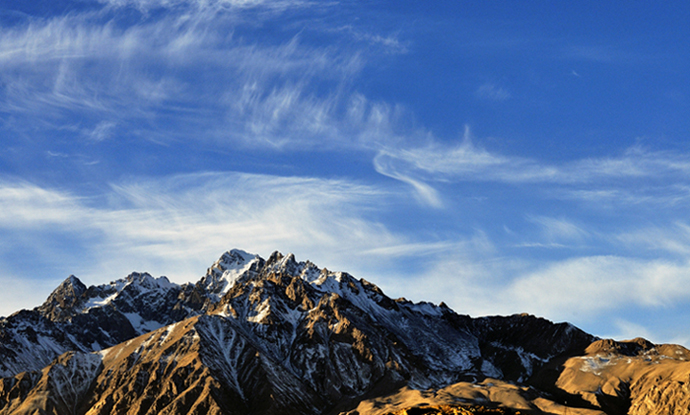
0,316 -> 325,415
198,250 -> 264,303
0,310 -> 82,379
2,248 -> 686,415
529,337 -> 690,415
0,351 -> 102,415
37,275 -> 87,322
209,251 -> 488,398
470,314 -> 595,382
0,271 -> 210,378
83,316 -> 255,415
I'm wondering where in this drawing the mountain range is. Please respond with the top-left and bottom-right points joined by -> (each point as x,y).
1,249 -> 689,415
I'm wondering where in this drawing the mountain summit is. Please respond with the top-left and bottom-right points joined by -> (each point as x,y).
1,250 -> 689,415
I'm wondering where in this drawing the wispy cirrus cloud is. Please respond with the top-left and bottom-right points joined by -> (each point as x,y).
379,134 -> 690,184
525,216 -> 590,247
0,172 -> 416,315
327,25 -> 409,54
402,252 -> 690,343
507,256 -> 690,313
616,222 -> 690,257
0,181 -> 87,227
475,83 -> 511,101
373,126 -> 690,207
6,171 -> 690,343
372,151 -> 443,208
0,14 -> 188,120
95,0 -> 320,13
85,121 -> 117,142
0,2 -> 410,157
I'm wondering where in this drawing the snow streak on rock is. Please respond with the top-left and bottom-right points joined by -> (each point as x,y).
1,248 -> 604,415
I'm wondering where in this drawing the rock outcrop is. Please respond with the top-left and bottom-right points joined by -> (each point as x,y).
1,249 -> 688,415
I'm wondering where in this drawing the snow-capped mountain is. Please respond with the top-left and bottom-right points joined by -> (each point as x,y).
1,272 -> 197,378
1,249 -> 687,415
0,249 -> 266,378
198,250 -> 264,302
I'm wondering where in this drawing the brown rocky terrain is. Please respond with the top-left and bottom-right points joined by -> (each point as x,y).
1,249 -> 689,415
534,337 -> 690,415
379,404 -> 527,414
340,379 -> 605,415
0,315 -> 326,415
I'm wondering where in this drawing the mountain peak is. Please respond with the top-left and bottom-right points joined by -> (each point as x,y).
65,274 -> 85,289
36,275 -> 87,322
62,274 -> 87,293
199,249 -> 264,301
5,247 -> 685,415
124,271 -> 175,291
227,248 -> 257,262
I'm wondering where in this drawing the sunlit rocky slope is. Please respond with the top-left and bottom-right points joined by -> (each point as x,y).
0,249 -> 688,414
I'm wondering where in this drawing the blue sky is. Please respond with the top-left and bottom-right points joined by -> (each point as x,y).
2,0 -> 690,345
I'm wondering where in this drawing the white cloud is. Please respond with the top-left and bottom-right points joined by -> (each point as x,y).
527,216 -> 589,244
85,121 -> 117,142
329,25 -> 409,54
511,256 -> 690,315
96,0 -> 317,13
397,251 -> 690,341
373,152 -> 443,208
378,137 -> 690,185
475,83 -> 511,101
0,15 -> 175,118
371,125 -> 690,209
0,181 -> 87,227
616,223 -> 690,256
372,128 -> 559,194
227,81 -> 342,148
383,247 -> 524,316
103,172 -> 396,260
0,172 -> 418,315
0,7 -> 387,152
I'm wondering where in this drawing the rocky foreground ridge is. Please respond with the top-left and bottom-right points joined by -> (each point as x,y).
0,249 -> 689,415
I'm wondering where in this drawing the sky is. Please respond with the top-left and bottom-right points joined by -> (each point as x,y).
1,1 -> 690,345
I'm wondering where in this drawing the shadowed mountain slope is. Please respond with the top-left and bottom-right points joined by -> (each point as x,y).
1,249 -> 687,415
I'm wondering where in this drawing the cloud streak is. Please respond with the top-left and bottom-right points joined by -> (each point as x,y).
0,172 -> 414,314
96,0 -> 319,13
3,172 -> 690,344
401,252 -> 690,343
475,83 -> 511,101
3,0 -> 690,348
373,126 -> 690,207
378,139 -> 690,185
0,4 -> 375,151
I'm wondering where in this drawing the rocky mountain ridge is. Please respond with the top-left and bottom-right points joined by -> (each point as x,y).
0,250 -> 266,378
0,249 -> 688,415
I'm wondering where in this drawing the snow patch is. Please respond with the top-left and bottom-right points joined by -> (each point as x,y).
157,321 -> 181,344
247,299 -> 271,324
80,274 -> 178,314
47,352 -> 103,407
123,312 -> 165,334
407,301 -> 443,317
579,354 -> 616,375
203,249 -> 262,301
82,291 -> 119,310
